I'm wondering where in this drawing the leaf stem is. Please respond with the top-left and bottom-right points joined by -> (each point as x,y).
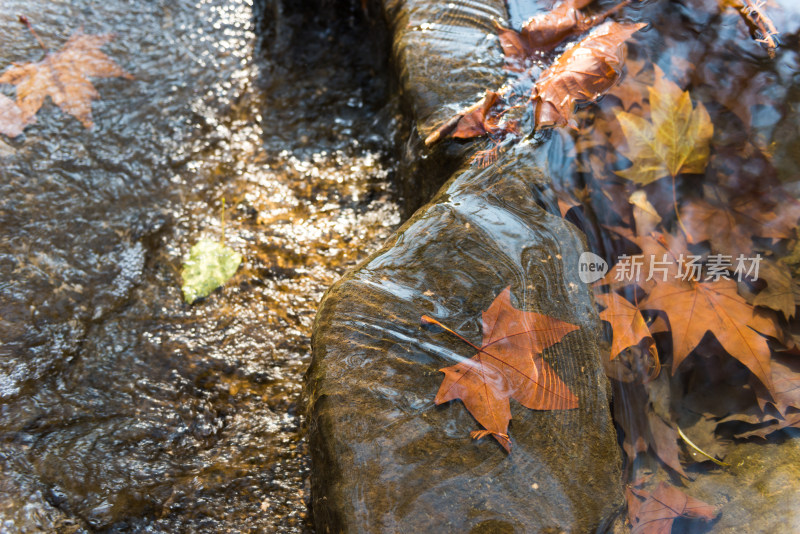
421,315 -> 484,354
18,15 -> 47,52
677,425 -> 730,467
671,174 -> 692,242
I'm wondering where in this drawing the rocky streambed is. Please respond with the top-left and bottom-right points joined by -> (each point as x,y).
2,0 -> 800,532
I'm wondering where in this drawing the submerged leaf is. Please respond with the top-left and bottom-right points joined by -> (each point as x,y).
532,21 -> 645,129
681,194 -> 800,256
496,0 -> 595,63
424,287 -> 579,451
614,66 -> 713,184
181,239 -> 242,304
610,375 -> 687,477
642,277 -> 782,394
752,260 -> 797,319
596,291 -> 655,360
496,0 -> 631,68
628,481 -> 717,534
0,32 -> 132,129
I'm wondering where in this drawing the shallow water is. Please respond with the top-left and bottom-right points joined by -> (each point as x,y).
0,0 -> 398,531
4,0 -> 800,531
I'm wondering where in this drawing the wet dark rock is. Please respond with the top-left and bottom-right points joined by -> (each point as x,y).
383,0 -> 508,215
308,1 -> 623,531
307,142 -> 624,532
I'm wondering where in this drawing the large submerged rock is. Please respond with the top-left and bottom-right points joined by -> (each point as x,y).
307,143 -> 624,532
306,0 -> 624,532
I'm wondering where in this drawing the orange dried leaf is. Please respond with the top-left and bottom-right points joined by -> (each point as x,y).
451,90 -> 503,139
532,21 -> 645,129
424,91 -> 517,146
642,277 -> 782,394
0,32 -> 132,129
426,287 -> 579,451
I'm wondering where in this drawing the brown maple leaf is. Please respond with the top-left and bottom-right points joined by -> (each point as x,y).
449,90 -> 504,139
752,259 -> 797,319
495,0 -> 630,67
423,90 -> 519,146
628,481 -> 717,534
425,20 -> 643,146
596,291 -> 654,359
0,32 -> 132,130
642,276 -> 782,394
532,21 -> 645,129
422,287 -> 579,451
738,412 -> 800,439
681,195 -> 800,256
753,352 -> 800,417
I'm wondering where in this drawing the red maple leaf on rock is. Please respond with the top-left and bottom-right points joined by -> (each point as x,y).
423,287 -> 579,451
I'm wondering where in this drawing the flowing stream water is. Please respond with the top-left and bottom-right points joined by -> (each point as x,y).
4,0 -> 800,531
0,0 -> 399,531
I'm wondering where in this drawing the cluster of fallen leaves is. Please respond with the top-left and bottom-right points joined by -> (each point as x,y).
0,28 -> 131,137
421,0 -> 793,531
574,57 -> 800,452
563,6 -> 796,532
426,0 -> 781,163
424,0 -> 646,162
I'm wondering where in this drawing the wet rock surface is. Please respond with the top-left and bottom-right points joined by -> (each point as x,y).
308,2 -> 625,532
384,0 -> 507,215
307,142 -> 625,532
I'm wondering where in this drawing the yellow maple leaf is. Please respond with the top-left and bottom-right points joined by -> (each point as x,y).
0,32 -> 132,131
614,66 -> 713,185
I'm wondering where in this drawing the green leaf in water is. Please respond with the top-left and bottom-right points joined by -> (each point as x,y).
181,239 -> 242,304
